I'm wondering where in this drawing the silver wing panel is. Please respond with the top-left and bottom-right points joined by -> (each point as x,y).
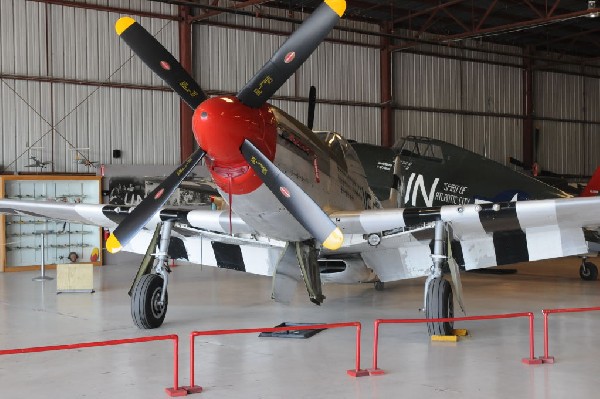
0,200 -> 118,228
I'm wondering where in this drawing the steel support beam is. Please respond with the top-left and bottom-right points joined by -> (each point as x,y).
442,7 -> 600,42
179,6 -> 195,161
393,0 -> 467,25
190,0 -> 271,22
380,22 -> 392,148
523,46 -> 534,170
0,73 -> 171,92
29,0 -> 178,20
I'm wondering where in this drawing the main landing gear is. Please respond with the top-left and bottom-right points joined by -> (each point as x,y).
130,221 -> 173,329
424,220 -> 455,336
579,257 -> 598,281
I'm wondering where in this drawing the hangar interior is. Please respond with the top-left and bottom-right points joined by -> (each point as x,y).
1,0 -> 600,397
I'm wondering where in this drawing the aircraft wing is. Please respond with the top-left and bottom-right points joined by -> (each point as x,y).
331,196 -> 600,270
0,199 -> 255,235
0,199 -> 286,275
1,196 -> 599,275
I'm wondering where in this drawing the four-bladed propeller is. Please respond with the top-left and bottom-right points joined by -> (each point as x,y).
107,0 -> 346,253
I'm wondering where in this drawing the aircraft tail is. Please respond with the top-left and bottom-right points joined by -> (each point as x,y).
581,166 -> 600,197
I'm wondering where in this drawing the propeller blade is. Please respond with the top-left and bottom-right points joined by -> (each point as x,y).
236,0 -> 346,108
115,17 -> 208,109
240,139 -> 343,250
106,148 -> 206,253
533,127 -> 540,163
307,85 -> 317,130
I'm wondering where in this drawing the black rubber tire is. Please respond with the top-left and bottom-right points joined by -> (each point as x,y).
425,278 -> 454,336
374,281 -> 385,291
131,274 -> 168,329
580,262 -> 598,281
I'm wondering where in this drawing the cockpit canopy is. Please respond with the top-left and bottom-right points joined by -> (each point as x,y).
393,136 -> 445,163
315,131 -> 361,170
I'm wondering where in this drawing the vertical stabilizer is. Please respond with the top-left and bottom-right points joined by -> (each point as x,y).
581,167 -> 600,197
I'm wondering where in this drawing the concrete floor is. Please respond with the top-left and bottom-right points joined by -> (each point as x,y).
1,255 -> 600,398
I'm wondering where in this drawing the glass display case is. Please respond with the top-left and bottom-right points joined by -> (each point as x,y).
0,175 -> 103,272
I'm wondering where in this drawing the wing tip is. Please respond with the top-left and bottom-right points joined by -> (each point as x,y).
115,16 -> 136,36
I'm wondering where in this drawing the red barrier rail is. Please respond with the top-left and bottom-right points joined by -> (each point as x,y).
184,322 -> 366,395
541,306 -> 600,363
370,312 -> 540,375
0,334 -> 186,397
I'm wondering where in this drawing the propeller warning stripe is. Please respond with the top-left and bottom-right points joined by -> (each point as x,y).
240,139 -> 343,250
115,17 -> 207,110
324,0 -> 346,16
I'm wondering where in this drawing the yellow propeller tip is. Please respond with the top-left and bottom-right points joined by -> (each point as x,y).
106,233 -> 122,254
324,0 -> 346,17
322,227 -> 344,250
115,16 -> 136,36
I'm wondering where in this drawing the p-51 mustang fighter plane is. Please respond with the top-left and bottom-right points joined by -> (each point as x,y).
2,0 -> 600,336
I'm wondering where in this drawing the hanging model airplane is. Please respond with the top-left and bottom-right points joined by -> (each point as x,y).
1,0 -> 600,335
74,158 -> 99,168
25,156 -> 52,169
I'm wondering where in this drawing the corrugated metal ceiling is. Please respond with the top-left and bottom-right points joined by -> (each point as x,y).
151,0 -> 600,59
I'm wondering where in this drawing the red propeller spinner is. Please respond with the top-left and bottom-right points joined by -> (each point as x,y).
192,96 -> 277,195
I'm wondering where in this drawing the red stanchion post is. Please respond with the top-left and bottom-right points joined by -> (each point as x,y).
347,322 -> 370,377
540,310 -> 554,363
165,335 -> 188,397
522,312 -> 542,365
539,306 -> 600,363
182,333 -> 203,394
368,320 -> 384,375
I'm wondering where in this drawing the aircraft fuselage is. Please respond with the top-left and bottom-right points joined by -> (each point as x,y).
194,99 -> 379,242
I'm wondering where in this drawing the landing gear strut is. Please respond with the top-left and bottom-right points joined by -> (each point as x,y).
579,257 -> 598,281
424,220 -> 454,336
131,221 -> 173,329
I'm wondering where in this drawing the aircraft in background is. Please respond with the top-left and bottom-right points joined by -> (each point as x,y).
25,156 -> 52,169
352,136 -> 600,281
1,0 -> 600,336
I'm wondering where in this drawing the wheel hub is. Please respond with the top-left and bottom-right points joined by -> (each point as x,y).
150,287 -> 165,318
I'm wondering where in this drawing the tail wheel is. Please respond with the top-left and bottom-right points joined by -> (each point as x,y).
580,262 -> 598,281
426,278 -> 454,336
131,274 -> 168,329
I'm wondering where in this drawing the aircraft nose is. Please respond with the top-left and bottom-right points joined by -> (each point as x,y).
192,96 -> 277,165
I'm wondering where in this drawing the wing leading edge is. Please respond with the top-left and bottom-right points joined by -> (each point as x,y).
1,196 -> 599,272
332,196 -> 600,270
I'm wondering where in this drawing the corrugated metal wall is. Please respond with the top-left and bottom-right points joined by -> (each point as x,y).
0,0 -> 180,173
192,7 -> 381,144
393,48 -> 524,165
2,1 -> 599,174
393,37 -> 600,175
534,71 -> 599,175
